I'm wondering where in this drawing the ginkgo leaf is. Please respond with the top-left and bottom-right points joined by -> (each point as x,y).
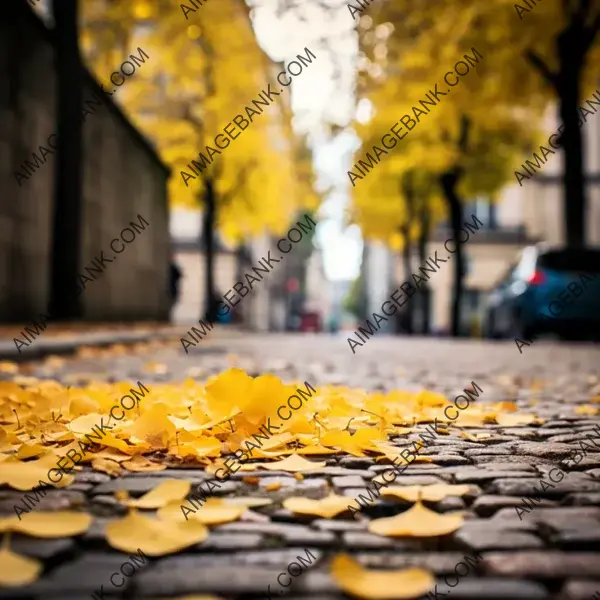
106,510 -> 208,555
0,540 -> 42,587
368,501 -> 464,538
121,456 -> 168,472
379,484 -> 471,503
122,479 -> 191,509
158,498 -> 245,525
330,554 -> 435,599
0,511 -> 91,537
0,456 -> 73,490
257,454 -> 326,473
296,444 -> 338,455
91,457 -> 123,476
264,482 -> 282,492
283,494 -> 352,519
495,413 -> 538,426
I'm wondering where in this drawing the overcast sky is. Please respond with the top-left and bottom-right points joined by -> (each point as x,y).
250,0 -> 364,282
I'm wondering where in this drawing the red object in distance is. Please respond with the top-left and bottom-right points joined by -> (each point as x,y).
527,270 -> 546,285
287,278 -> 300,292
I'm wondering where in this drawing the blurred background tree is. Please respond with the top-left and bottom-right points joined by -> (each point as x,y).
349,0 -> 597,335
79,0 -> 318,321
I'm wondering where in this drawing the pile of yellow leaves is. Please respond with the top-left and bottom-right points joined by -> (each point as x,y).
0,367 -> 540,596
0,367 -> 526,479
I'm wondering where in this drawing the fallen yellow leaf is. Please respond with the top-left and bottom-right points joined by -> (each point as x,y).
495,413 -> 538,426
330,554 -> 435,599
0,538 -> 42,587
257,454 -> 326,473
368,501 -> 463,538
380,484 -> 471,503
283,494 -> 352,519
158,498 -> 244,525
122,479 -> 191,509
106,510 -> 208,555
0,511 -> 91,538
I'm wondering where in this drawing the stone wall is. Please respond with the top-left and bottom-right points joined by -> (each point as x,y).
0,1 -> 171,323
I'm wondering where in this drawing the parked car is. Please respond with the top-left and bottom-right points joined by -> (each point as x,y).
483,245 -> 600,340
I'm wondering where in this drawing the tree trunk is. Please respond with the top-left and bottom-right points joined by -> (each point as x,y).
417,204 -> 431,335
401,231 -> 414,335
440,169 -> 465,337
49,0 -> 84,320
202,178 -> 217,322
557,48 -> 585,247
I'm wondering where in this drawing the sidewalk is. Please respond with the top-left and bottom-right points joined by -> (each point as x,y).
0,322 -> 246,362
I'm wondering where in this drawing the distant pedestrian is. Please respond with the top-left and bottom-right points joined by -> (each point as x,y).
170,260 -> 182,308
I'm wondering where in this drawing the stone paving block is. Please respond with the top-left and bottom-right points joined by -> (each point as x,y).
304,467 -> 375,478
134,554 -> 305,596
136,548 -> 321,598
6,552 -> 143,597
454,469 -> 536,483
331,475 -> 369,489
92,477 -> 202,495
552,528 -> 600,550
74,470 -> 111,485
561,579 -> 600,600
484,551 -> 600,578
428,577 -> 551,599
354,551 -> 481,574
494,506 -> 600,522
471,455 -> 556,467
472,495 -> 557,517
311,519 -> 368,532
13,490 -> 87,514
454,527 -> 544,552
123,468 -> 211,479
339,457 -> 376,469
342,531 -> 418,550
492,476 -> 600,496
565,492 -> 600,506
423,455 -> 472,465
453,462 -> 538,472
197,532 -> 266,550
11,536 -> 75,560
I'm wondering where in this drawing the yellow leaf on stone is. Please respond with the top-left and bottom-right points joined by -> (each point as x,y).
0,540 -> 42,587
122,456 -> 167,472
368,501 -> 463,538
91,457 -> 123,476
106,510 -> 208,555
283,494 -> 352,519
380,484 -> 471,503
575,405 -> 598,416
15,442 -> 47,460
330,554 -> 435,599
0,456 -> 73,490
495,413 -> 538,426
296,444 -> 338,455
0,511 -> 91,538
123,479 -> 191,509
158,498 -> 244,525
264,482 -> 282,492
257,454 -> 326,473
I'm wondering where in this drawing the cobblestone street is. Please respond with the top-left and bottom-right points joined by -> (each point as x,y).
1,333 -> 600,600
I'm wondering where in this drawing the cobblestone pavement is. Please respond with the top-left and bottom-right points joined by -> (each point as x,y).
2,334 -> 600,600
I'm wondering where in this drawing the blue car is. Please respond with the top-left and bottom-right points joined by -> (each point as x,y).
483,245 -> 600,340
